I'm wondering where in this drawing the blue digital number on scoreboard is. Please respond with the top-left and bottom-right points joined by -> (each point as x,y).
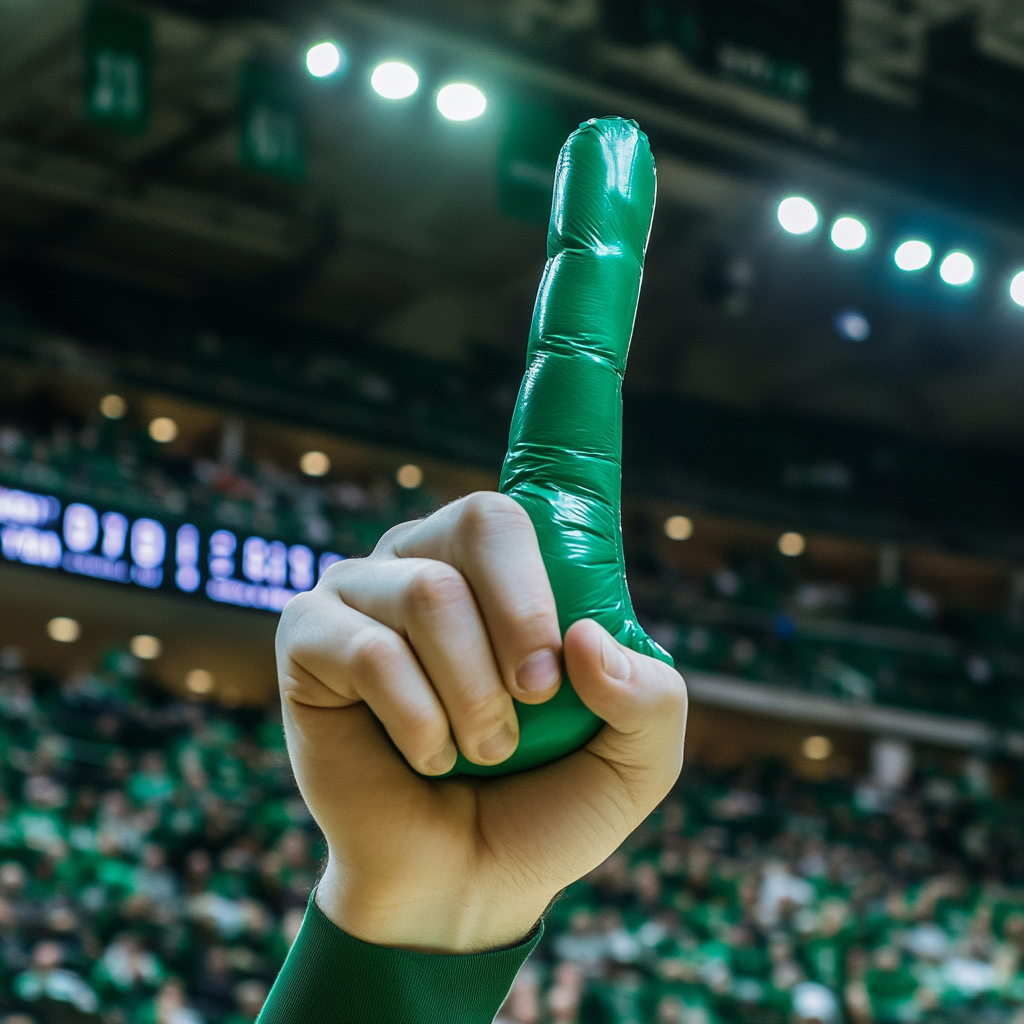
0,485 -> 343,611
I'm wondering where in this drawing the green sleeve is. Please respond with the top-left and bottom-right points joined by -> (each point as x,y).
257,898 -> 543,1024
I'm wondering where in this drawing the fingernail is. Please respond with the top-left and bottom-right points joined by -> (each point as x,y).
602,634 -> 631,682
477,721 -> 518,763
516,649 -> 561,693
425,740 -> 457,775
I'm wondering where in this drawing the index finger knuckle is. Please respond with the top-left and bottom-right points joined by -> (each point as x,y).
457,491 -> 533,544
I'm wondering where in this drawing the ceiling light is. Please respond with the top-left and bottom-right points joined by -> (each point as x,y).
47,617 -> 80,642
436,82 -> 486,121
396,463 -> 423,489
1011,270 -> 1024,307
186,669 -> 214,695
938,251 -> 974,286
664,515 -> 693,540
306,41 -> 344,78
300,451 -> 330,477
371,61 -> 419,100
894,240 -> 932,272
777,196 -> 819,235
100,394 -> 126,419
830,216 -> 868,251
778,531 -> 806,557
834,309 -> 870,342
130,634 -> 162,660
802,735 -> 832,760
148,417 -> 178,443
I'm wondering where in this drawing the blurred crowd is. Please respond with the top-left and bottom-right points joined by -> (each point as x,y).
1,644 -> 1023,1024
504,753 -> 1024,1024
0,646 -> 314,1024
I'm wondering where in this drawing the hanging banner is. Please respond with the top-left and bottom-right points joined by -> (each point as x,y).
83,1 -> 152,136
238,58 -> 306,181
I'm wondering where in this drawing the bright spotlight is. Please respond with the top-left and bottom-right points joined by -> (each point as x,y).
1011,270 -> 1024,307
939,251 -> 974,286
436,82 -> 486,121
371,61 -> 419,100
306,41 -> 344,79
830,216 -> 868,251
894,240 -> 932,272
834,309 -> 870,342
777,196 -> 819,235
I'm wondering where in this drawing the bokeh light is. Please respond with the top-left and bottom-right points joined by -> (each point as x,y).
777,196 -> 819,235
130,634 -> 162,659
300,451 -> 330,477
99,394 -> 126,419
305,41 -> 344,78
396,463 -> 423,489
939,251 -> 974,286
148,417 -> 178,443
186,669 -> 214,695
830,216 -> 868,251
1011,270 -> 1024,307
664,515 -> 693,540
894,240 -> 932,272
47,617 -> 80,642
803,735 -> 833,760
371,61 -> 419,100
778,531 -> 806,557
436,83 -> 486,121
834,309 -> 871,342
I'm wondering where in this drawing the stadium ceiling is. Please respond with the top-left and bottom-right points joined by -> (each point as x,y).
1,0 -> 1023,450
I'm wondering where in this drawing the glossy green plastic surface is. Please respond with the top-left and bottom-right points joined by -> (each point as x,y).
452,116 -> 673,777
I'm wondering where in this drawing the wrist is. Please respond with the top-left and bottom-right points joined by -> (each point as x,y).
316,858 -> 546,954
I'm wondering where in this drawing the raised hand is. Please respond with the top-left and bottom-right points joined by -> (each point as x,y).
275,118 -> 687,954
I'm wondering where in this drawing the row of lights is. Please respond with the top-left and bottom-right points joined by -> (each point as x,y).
664,514 -> 807,557
305,41 -> 487,122
46,618 -> 218,696
777,196 -> 1024,303
99,395 -> 424,488
47,616 -> 160,658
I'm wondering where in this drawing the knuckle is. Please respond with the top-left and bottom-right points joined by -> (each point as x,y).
454,688 -> 511,735
276,591 -> 319,653
403,708 -> 447,751
656,668 -> 689,717
404,563 -> 470,617
348,628 -> 407,681
507,603 -> 559,651
373,520 -> 419,555
318,557 -> 356,588
457,491 -> 532,541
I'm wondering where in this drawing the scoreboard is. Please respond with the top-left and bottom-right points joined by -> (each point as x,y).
0,484 -> 343,612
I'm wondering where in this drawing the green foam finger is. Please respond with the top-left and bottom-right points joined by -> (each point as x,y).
451,116 -> 672,778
